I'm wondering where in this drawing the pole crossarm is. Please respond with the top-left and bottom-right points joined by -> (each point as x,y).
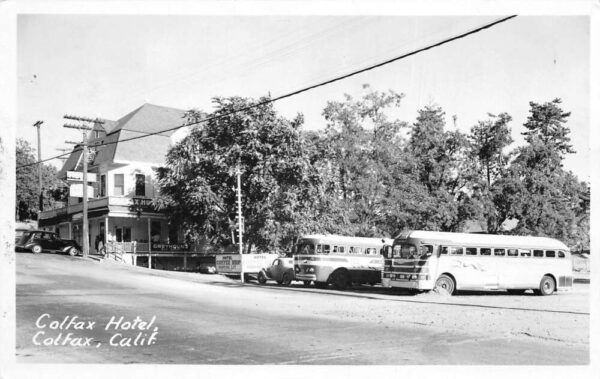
63,123 -> 93,131
64,115 -> 104,124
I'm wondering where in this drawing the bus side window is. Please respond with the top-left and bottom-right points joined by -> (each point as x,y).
316,244 -> 322,254
349,246 -> 355,254
494,248 -> 506,256
546,250 -> 556,258
323,244 -> 331,254
366,247 -> 377,255
480,248 -> 491,256
420,245 -> 433,257
440,247 -> 449,255
450,247 -> 463,255
507,249 -> 518,257
558,251 -> 566,258
519,249 -> 531,257
356,247 -> 363,254
338,246 -> 345,253
533,249 -> 544,257
466,247 -> 478,256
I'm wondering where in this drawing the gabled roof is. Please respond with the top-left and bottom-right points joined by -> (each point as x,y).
58,103 -> 190,177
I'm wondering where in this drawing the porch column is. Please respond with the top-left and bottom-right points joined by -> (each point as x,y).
147,218 -> 152,269
104,216 -> 109,245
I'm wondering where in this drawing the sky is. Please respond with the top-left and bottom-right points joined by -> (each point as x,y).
16,14 -> 590,181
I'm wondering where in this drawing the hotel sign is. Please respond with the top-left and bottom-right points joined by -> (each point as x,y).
67,171 -> 97,182
151,243 -> 189,251
69,183 -> 94,198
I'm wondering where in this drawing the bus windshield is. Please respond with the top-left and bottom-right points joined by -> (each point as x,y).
392,244 -> 417,258
297,242 -> 316,255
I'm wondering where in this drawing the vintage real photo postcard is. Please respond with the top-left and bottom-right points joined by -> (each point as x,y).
1,1 -> 598,378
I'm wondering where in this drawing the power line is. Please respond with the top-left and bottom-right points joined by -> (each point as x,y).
16,15 -> 517,171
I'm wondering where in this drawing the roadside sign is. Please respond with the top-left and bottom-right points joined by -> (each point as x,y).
67,171 -> 97,182
69,183 -> 94,198
215,253 -> 279,274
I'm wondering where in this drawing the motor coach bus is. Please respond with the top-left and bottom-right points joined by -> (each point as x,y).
294,235 -> 393,290
381,230 -> 573,296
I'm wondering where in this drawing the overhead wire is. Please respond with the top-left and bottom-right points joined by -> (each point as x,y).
16,15 -> 517,171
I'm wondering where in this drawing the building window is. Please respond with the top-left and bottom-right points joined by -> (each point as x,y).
100,174 -> 106,197
115,227 -> 131,242
114,174 -> 124,196
135,174 -> 145,197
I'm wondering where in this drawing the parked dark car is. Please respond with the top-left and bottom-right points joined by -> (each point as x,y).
15,230 -> 81,256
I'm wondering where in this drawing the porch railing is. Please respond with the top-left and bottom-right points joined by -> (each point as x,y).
105,241 -> 150,253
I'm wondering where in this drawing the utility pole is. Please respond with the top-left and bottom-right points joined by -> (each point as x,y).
33,121 -> 44,211
236,165 -> 244,283
64,115 -> 103,258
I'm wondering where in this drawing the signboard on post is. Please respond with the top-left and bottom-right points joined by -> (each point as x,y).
215,254 -> 279,275
67,171 -> 97,182
69,183 -> 94,198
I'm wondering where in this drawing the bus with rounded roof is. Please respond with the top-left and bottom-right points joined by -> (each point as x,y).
381,230 -> 573,295
294,234 -> 393,290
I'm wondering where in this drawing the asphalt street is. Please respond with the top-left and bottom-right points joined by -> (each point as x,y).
15,252 -> 589,365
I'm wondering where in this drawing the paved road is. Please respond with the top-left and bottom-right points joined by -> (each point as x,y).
15,252 -> 589,364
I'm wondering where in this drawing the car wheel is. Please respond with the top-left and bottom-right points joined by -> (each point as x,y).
257,271 -> 267,284
67,247 -> 80,256
534,275 -> 555,296
282,271 -> 292,286
434,274 -> 455,295
331,270 -> 350,290
31,245 -> 42,254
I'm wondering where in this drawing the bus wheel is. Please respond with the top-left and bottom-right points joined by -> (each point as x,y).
434,274 -> 455,295
314,281 -> 328,289
331,270 -> 350,291
535,275 -> 555,296
282,272 -> 293,286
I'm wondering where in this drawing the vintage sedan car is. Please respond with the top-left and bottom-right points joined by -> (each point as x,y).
257,257 -> 296,286
15,230 -> 81,256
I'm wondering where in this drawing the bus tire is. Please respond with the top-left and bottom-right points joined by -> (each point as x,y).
535,275 -> 555,296
434,274 -> 455,295
282,271 -> 293,286
331,270 -> 351,291
314,281 -> 328,289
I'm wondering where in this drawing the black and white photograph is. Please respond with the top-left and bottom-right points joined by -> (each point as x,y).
0,0 -> 598,378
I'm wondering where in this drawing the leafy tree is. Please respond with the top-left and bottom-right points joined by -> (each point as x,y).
407,105 -> 470,231
155,96 -> 318,253
494,99 -> 589,247
319,85 -> 406,236
16,138 -> 64,221
467,113 -> 513,231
